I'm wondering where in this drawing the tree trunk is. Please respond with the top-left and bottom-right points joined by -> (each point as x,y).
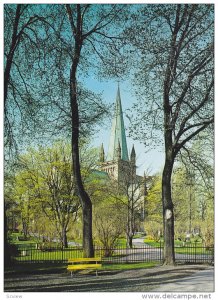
82,202 -> 94,257
162,159 -> 175,265
4,208 -> 11,267
4,4 -> 22,109
62,227 -> 68,248
127,234 -> 133,248
162,43 -> 176,264
68,20 -> 94,257
69,66 -> 94,257
22,220 -> 28,239
127,211 -> 134,248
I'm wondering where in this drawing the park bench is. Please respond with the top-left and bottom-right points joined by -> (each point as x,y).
67,257 -> 102,276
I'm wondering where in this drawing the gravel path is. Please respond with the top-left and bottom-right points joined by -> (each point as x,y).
4,265 -> 213,293
152,267 -> 214,292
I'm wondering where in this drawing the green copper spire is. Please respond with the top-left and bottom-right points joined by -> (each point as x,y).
107,85 -> 129,161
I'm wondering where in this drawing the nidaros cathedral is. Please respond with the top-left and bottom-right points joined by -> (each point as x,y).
98,85 -> 147,226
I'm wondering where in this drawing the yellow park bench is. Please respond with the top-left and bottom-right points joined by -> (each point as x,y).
67,257 -> 102,276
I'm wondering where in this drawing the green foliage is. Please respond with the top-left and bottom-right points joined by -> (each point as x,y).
144,175 -> 162,240
117,238 -> 128,247
201,221 -> 214,248
145,175 -> 162,221
38,242 -> 63,251
6,140 -> 116,248
6,142 -> 81,246
172,162 -> 214,245
93,188 -> 127,256
144,237 -> 164,247
4,4 -> 214,264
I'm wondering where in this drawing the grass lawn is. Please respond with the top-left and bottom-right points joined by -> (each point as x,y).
144,239 -> 162,247
14,248 -> 84,262
144,238 -> 212,255
13,247 -> 128,262
10,233 -> 212,263
103,262 -> 158,270
174,247 -> 213,255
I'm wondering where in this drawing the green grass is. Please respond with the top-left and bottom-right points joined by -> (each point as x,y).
103,262 -> 158,270
144,238 -> 204,248
174,240 -> 203,247
143,238 -> 211,255
175,247 -> 212,255
116,238 -> 127,247
10,233 -> 212,262
14,248 -> 84,262
16,246 -> 211,262
13,242 -> 38,250
14,247 -> 129,262
144,239 -> 162,247
9,233 -> 40,250
133,232 -> 146,239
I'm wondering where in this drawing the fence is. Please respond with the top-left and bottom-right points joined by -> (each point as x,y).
11,243 -> 214,265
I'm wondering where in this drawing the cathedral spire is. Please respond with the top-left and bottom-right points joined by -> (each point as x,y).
116,139 -> 121,160
130,144 -> 136,165
107,85 -> 129,161
99,143 -> 105,163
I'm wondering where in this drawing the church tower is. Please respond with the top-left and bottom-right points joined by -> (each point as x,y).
107,85 -> 129,162
99,85 -> 147,231
100,85 -> 136,183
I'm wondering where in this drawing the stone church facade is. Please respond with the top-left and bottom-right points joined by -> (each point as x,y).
99,86 -> 135,181
99,85 -> 146,198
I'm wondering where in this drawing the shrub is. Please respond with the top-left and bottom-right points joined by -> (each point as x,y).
145,235 -> 154,241
144,222 -> 162,242
38,242 -> 62,251
18,236 -> 28,241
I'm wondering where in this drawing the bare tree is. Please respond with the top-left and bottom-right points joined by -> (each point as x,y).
120,172 -> 146,248
127,4 -> 214,264
4,4 -> 48,266
4,3 -> 127,258
64,4 -> 127,257
4,4 -> 49,155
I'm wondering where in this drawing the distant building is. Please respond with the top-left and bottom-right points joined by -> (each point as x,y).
99,85 -> 147,225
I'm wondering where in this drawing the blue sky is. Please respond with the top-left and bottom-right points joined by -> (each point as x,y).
2,0 -> 214,177
83,76 -> 165,175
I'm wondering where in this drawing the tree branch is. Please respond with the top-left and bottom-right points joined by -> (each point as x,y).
174,119 -> 213,157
